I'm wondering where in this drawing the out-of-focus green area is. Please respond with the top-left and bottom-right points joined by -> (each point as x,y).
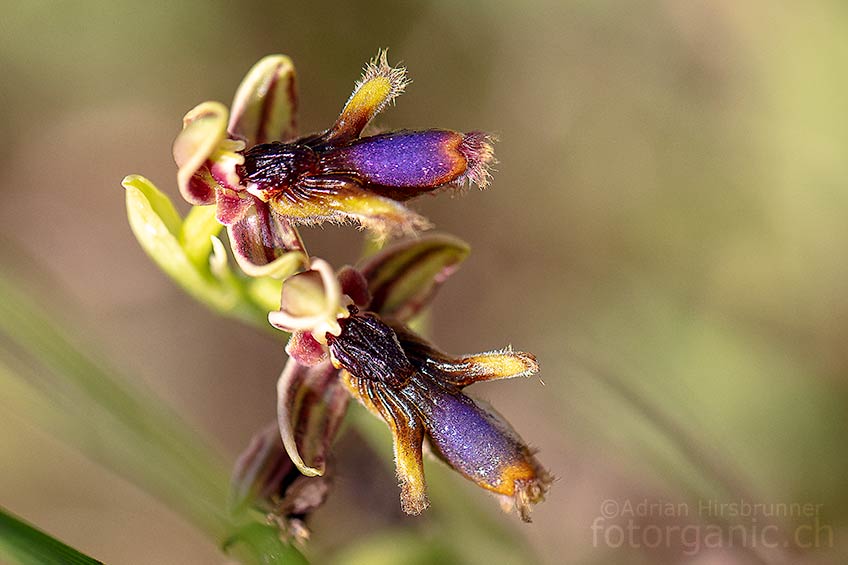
1,1 -> 847,563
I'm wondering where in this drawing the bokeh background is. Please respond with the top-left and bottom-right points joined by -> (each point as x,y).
1,1 -> 847,563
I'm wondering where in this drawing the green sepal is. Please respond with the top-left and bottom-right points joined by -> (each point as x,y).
180,204 -> 222,269
123,175 -> 240,313
228,55 -> 298,146
361,234 -> 471,321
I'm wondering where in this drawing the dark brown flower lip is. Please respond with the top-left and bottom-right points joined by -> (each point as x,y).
238,142 -> 320,199
327,311 -> 414,388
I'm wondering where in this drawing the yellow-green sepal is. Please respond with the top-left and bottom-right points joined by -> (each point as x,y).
361,234 -> 471,322
123,175 -> 273,328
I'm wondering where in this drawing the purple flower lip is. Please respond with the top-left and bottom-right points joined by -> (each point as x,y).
238,129 -> 494,213
173,50 -> 495,248
268,234 -> 550,521
319,130 -> 480,191
327,310 -> 550,520
232,51 -> 494,235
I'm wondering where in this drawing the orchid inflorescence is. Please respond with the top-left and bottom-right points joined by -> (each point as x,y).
124,50 -> 551,543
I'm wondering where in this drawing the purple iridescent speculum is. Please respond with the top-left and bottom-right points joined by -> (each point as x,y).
402,380 -> 540,499
320,130 -> 473,191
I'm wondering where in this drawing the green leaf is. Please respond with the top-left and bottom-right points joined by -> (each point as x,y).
0,273 -> 231,538
0,274 -> 307,564
0,506 -> 102,565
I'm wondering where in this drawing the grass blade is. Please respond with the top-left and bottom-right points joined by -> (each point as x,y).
0,506 -> 102,565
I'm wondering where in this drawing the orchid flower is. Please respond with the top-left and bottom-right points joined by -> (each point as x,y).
174,51 -> 495,246
269,236 -> 551,522
125,52 -> 549,544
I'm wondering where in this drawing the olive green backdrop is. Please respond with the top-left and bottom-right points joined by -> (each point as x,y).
1,1 -> 847,563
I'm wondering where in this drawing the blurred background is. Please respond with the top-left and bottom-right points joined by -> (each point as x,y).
1,1 -> 847,563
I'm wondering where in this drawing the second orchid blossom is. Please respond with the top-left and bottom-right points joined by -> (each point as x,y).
270,237 -> 551,521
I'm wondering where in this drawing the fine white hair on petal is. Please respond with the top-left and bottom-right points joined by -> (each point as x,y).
457,131 -> 497,189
